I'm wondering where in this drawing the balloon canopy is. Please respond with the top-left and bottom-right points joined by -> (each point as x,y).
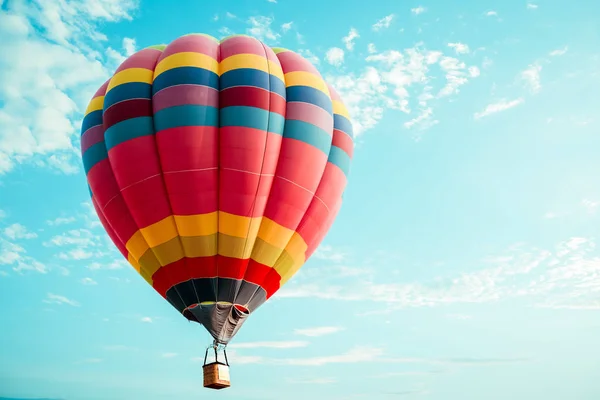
80,33 -> 354,345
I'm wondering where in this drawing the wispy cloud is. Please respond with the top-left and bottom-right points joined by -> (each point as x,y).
46,216 -> 76,226
372,14 -> 394,31
43,293 -> 80,307
448,42 -> 470,55
474,98 -> 524,119
246,16 -> 280,43
294,326 -> 344,337
411,6 -> 427,15
342,28 -> 359,51
549,46 -> 568,57
229,341 -> 309,349
325,47 -> 345,67
4,223 -> 37,240
162,352 -> 178,358
140,316 -> 153,323
520,64 -> 542,93
278,236 -> 600,311
81,277 -> 97,285
527,3 -> 539,9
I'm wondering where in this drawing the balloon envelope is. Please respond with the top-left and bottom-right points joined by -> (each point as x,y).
80,34 -> 354,345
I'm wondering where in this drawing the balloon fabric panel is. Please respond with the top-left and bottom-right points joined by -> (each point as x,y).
80,34 -> 354,345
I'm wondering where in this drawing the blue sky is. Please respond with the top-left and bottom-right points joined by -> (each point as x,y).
1,0 -> 600,399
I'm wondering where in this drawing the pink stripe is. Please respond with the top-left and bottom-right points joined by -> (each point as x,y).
332,129 -> 354,158
220,36 -> 272,61
159,35 -> 219,60
327,84 -> 342,102
81,125 -> 105,154
115,48 -> 162,72
93,80 -> 110,98
286,102 -> 333,135
153,85 -> 219,113
276,51 -> 321,75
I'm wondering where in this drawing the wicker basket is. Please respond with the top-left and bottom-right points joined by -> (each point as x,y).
203,362 -> 231,389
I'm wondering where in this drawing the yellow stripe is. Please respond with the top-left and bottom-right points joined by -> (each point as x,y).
107,68 -> 153,92
85,96 -> 104,116
219,54 -> 285,82
154,52 -> 219,79
127,212 -> 311,281
284,71 -> 330,96
333,100 -> 351,120
174,213 -> 218,236
125,231 -> 150,261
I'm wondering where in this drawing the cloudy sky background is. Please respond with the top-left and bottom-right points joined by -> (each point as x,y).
1,0 -> 600,399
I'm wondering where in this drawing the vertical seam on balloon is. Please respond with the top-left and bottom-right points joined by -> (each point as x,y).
150,52 -> 202,310
247,74 -> 336,306
214,40 -> 222,316
232,41 -> 279,321
104,54 -> 188,313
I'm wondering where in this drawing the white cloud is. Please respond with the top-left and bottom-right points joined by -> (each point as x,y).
81,277 -> 97,285
267,0 -> 277,3
411,6 -> 427,15
327,45 -> 479,135
0,237 -> 47,274
122,37 -> 136,56
368,43 -> 377,54
582,199 -> 600,214
372,14 -> 394,31
284,346 -> 383,366
4,223 -> 37,240
298,49 -> 319,65
474,98 -> 524,119
520,64 -> 542,93
44,293 -> 80,307
229,341 -> 309,349
46,216 -> 76,226
549,46 -> 568,56
281,21 -> 293,33
325,47 -> 345,67
140,316 -> 153,323
486,11 -> 498,16
162,352 -> 178,358
278,236 -> 600,312
87,259 -> 128,270
314,244 -> 346,262
294,326 -> 344,337
0,0 -> 138,175
527,3 -> 539,9
342,28 -> 359,51
246,16 -> 280,43
404,108 -> 439,131
448,42 -> 470,54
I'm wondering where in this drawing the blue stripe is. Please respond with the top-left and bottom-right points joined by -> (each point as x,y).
154,105 -> 219,131
104,82 -> 152,109
220,106 -> 285,134
153,67 -> 219,94
220,69 -> 286,98
104,116 -> 154,150
283,120 -> 332,155
286,86 -> 332,115
333,115 -> 354,139
327,146 -> 351,176
82,142 -> 108,174
81,110 -> 103,136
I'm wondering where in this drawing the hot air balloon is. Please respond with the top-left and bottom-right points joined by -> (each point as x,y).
80,33 -> 354,389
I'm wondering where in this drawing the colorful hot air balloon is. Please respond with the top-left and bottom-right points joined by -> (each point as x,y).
80,33 -> 354,387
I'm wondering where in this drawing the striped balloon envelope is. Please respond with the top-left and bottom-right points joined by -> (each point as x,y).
80,34 -> 354,346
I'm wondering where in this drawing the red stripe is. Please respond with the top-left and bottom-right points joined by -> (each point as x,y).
107,136 -> 161,188
219,169 -> 273,217
156,126 -> 218,172
314,165 -> 346,209
81,125 -> 105,154
87,159 -> 120,208
275,139 -> 328,192
305,200 -> 341,258
164,170 -> 218,215
220,87 -> 286,115
102,196 -> 140,245
92,196 -> 128,257
332,129 -> 354,158
262,268 -> 282,299
263,177 -> 314,230
103,99 -> 152,129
